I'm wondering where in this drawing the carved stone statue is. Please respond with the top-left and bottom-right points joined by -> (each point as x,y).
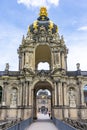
10,89 -> 17,107
69,88 -> 76,107
69,89 -> 75,100
5,63 -> 9,71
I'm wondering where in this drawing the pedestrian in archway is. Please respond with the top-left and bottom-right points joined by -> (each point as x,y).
48,111 -> 51,118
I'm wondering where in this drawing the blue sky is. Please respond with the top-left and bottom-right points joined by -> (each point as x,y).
0,0 -> 87,71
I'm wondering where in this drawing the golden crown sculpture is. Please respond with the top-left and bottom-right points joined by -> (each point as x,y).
39,7 -> 48,16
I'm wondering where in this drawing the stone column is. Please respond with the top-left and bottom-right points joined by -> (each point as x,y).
54,53 -> 56,65
62,53 -> 65,69
58,52 -> 61,67
27,82 -> 29,106
19,55 -> 22,70
51,50 -> 55,69
29,53 -> 33,69
31,89 -> 34,106
52,89 -> 55,106
22,53 -> 24,69
63,83 -> 67,106
21,82 -> 23,106
2,81 -> 8,106
56,82 -> 59,105
54,82 -> 57,106
25,81 -> 27,106
19,83 -> 23,106
25,52 -> 29,66
65,55 -> 67,70
52,50 -> 54,69
22,82 -> 25,106
31,89 -> 35,118
29,84 -> 32,106
17,86 -> 20,106
77,78 -> 84,106
80,83 -> 84,106
55,53 -> 58,64
25,81 -> 29,106
58,82 -> 63,105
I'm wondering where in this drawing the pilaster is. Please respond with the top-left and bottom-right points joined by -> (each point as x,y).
63,82 -> 67,106
58,81 -> 63,106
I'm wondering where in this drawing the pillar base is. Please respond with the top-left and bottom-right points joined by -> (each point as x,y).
2,102 -> 6,106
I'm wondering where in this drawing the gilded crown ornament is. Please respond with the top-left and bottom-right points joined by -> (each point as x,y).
28,6 -> 58,37
39,7 -> 48,16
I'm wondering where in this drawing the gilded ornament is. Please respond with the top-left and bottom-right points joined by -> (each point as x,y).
49,21 -> 54,29
33,20 -> 38,29
39,7 -> 48,16
42,16 -> 45,20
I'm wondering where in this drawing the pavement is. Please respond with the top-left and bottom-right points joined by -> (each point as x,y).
25,113 -> 58,130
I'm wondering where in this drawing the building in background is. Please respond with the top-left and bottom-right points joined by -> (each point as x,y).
36,89 -> 51,114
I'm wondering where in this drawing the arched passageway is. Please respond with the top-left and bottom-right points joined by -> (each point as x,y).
33,81 -> 52,119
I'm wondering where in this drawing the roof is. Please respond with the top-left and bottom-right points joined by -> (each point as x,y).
0,70 -> 87,77
0,71 -> 20,77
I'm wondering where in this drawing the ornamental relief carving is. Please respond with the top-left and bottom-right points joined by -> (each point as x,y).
26,28 -> 61,44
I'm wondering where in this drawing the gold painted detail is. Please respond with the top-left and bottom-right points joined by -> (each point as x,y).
33,20 -> 38,29
42,16 -> 45,20
49,21 -> 54,29
39,7 -> 48,16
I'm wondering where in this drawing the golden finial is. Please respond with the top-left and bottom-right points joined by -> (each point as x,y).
39,7 -> 48,16
33,20 -> 38,29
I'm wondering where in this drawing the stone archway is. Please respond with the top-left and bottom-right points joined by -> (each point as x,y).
35,45 -> 51,70
33,81 -> 53,119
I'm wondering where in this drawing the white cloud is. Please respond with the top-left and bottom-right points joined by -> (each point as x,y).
78,26 -> 87,31
65,32 -> 87,71
0,23 -> 24,71
67,44 -> 87,71
17,0 -> 59,8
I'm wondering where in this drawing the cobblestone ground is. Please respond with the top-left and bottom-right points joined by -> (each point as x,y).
25,113 -> 58,130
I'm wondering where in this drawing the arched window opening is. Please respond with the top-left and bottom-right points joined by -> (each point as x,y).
0,86 -> 2,104
83,85 -> 87,105
37,62 -> 50,70
10,88 -> 18,107
37,89 -> 51,96
35,45 -> 51,70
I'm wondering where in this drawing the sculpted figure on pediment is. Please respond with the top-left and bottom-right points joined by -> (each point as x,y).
5,63 -> 9,71
52,33 -> 60,42
68,88 -> 76,107
10,88 -> 17,106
